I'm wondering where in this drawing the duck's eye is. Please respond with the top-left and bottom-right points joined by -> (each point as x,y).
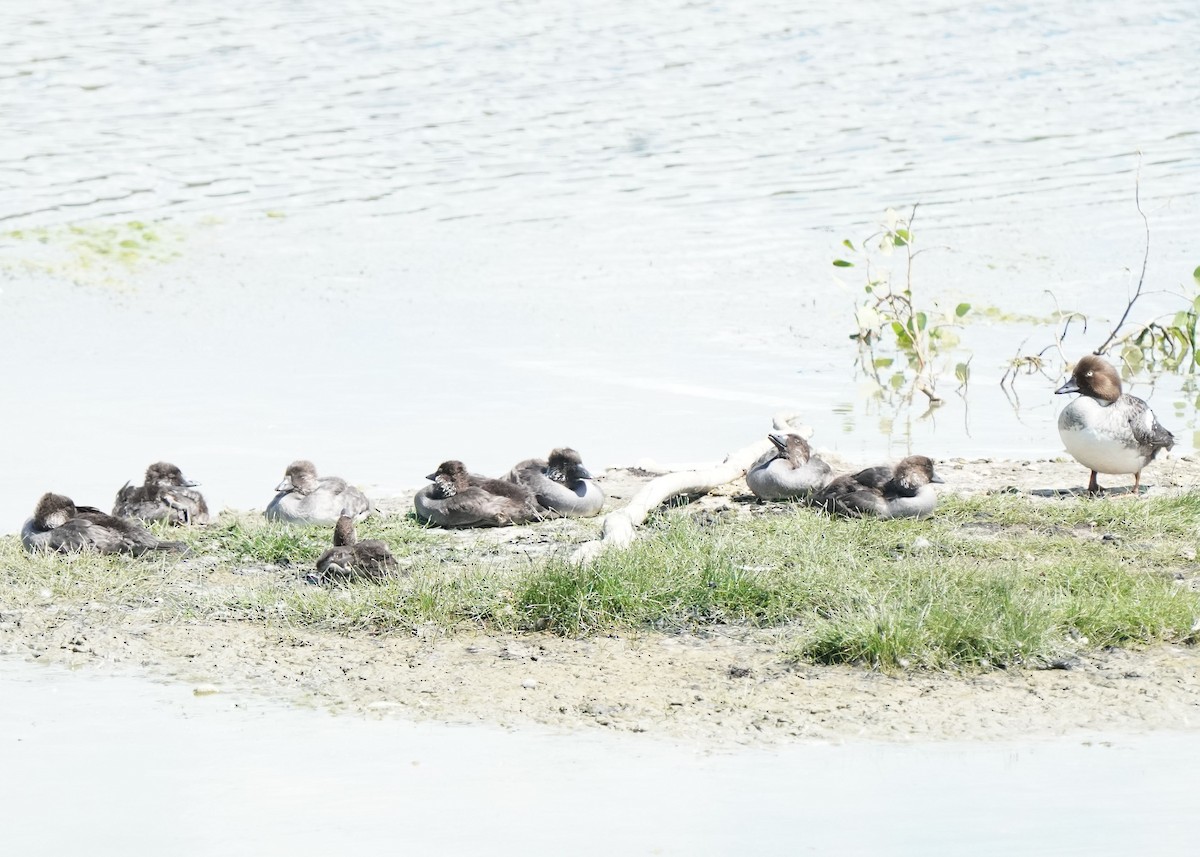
1085,371 -> 1093,376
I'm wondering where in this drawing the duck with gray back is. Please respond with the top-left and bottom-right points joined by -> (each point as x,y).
746,433 -> 832,501
812,456 -> 944,519
309,514 -> 398,584
22,492 -> 187,555
1055,354 -> 1175,494
415,460 -> 538,528
265,460 -> 371,525
506,447 -> 605,517
113,461 -> 210,526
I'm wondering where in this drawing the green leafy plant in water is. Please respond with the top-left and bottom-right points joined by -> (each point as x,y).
834,205 -> 971,404
1002,170 -> 1200,399
1114,268 -> 1200,378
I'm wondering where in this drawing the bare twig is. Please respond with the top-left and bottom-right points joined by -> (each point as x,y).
1094,157 -> 1151,355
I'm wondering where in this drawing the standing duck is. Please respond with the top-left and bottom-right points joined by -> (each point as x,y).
812,456 -> 944,519
113,461 -> 210,526
506,447 -> 605,518
309,514 -> 398,584
745,433 -> 832,501
1056,355 -> 1175,494
265,460 -> 371,525
414,460 -> 538,528
22,492 -> 187,555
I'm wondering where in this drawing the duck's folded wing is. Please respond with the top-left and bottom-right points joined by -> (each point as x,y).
852,466 -> 894,490
1126,397 -> 1176,450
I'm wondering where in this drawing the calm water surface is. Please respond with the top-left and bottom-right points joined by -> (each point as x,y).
2,657 -> 1197,856
1,1 -> 1198,524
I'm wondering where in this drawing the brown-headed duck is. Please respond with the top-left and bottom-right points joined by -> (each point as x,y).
812,455 -> 944,519
22,492 -> 186,555
113,461 -> 210,526
1055,354 -> 1174,494
265,460 -> 371,525
506,447 -> 605,518
308,514 -> 398,584
414,460 -> 538,528
745,433 -> 832,501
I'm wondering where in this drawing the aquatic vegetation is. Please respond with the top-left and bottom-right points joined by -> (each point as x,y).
834,205 -> 971,405
1003,175 -> 1200,393
0,219 -> 183,287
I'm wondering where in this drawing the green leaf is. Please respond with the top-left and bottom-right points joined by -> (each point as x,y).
873,357 -> 894,369
916,311 -> 928,331
832,259 -> 854,268
1193,265 -> 1200,282
955,362 -> 971,384
842,239 -> 855,251
955,302 -> 971,318
893,229 -> 910,246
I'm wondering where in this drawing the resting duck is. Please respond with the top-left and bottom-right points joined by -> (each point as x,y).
113,461 -> 210,526
1056,354 -> 1174,494
309,514 -> 398,584
265,460 -> 371,525
812,456 -> 944,519
745,433 -> 832,500
505,447 -> 605,518
414,460 -> 539,528
22,492 -> 186,555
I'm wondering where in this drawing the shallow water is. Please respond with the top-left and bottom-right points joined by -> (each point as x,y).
2,657 -> 1195,856
1,1 -> 1199,526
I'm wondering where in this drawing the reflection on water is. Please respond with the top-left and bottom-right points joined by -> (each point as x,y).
1,657 -> 1195,856
0,1 -> 1198,526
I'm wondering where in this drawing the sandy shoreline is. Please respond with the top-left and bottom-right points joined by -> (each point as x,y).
3,454 -> 1199,746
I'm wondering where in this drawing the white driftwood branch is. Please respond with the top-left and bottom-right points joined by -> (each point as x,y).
569,413 -> 812,564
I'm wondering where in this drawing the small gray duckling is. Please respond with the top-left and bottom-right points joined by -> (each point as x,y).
22,492 -> 187,555
812,455 -> 944,519
745,433 -> 832,501
309,514 -> 398,584
506,447 -> 605,518
265,460 -> 371,525
113,461 -> 210,526
414,460 -> 539,528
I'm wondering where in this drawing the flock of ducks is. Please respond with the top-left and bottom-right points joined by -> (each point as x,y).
18,448 -> 610,583
17,355 -> 1178,582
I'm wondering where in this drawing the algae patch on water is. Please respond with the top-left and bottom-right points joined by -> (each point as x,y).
1,220 -> 184,287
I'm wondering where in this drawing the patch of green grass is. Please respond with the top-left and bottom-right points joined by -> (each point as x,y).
511,496 -> 1200,668
2,494 -> 1198,672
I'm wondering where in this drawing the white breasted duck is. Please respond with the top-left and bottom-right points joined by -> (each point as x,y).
1055,354 -> 1174,494
812,456 -> 944,519
265,460 -> 371,525
113,461 -> 210,526
22,492 -> 186,555
506,447 -> 605,518
745,433 -> 832,501
414,460 -> 538,528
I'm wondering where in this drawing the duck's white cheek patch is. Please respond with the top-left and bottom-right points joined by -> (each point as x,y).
1143,411 -> 1155,433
